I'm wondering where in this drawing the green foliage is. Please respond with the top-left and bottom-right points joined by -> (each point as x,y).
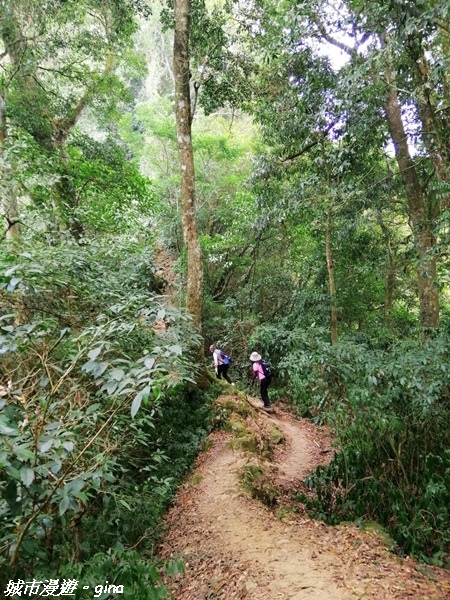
41,548 -> 180,599
3,0 -> 450,577
63,135 -> 158,234
0,236 -> 206,584
1,0 -> 148,238
275,327 -> 450,562
160,0 -> 255,114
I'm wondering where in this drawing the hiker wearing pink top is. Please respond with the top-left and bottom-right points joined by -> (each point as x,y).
249,351 -> 272,409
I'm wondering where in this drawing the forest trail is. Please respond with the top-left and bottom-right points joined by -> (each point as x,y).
158,394 -> 450,599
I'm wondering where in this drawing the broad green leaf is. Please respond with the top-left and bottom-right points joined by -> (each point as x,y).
0,415 -> 16,435
5,464 -> 20,480
88,346 -> 103,360
131,393 -> 143,419
45,422 -> 61,431
81,359 -> 98,374
81,359 -> 108,378
169,344 -> 182,355
144,357 -> 156,370
94,362 -> 108,378
7,277 -> 22,291
59,495 -> 70,516
0,313 -> 15,321
86,403 -> 101,414
39,376 -> 50,388
109,368 -> 125,381
101,380 -> 118,395
66,478 -> 84,494
20,466 -> 35,487
51,461 -> 62,474
14,446 -> 36,461
131,385 -> 151,418
165,558 -> 185,577
39,439 -> 54,453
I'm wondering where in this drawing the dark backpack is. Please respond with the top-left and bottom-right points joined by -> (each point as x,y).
220,351 -> 231,365
260,360 -> 272,377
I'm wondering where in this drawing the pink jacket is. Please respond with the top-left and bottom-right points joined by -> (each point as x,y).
252,361 -> 265,381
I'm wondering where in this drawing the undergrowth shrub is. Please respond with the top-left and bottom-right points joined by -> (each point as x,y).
255,322 -> 450,564
0,238 -> 214,591
36,548 -> 183,599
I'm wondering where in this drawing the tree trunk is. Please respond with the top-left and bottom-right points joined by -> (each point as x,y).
382,52 -> 439,330
173,0 -> 213,386
326,209 -> 338,345
412,49 -> 450,209
173,0 -> 203,333
376,210 -> 395,327
0,85 -> 20,240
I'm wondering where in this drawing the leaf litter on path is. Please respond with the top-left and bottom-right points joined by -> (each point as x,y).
159,394 -> 450,599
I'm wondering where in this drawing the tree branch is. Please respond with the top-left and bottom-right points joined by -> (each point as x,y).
281,122 -> 335,162
311,14 -> 357,58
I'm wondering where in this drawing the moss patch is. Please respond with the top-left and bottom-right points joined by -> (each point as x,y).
269,426 -> 284,445
239,465 -> 280,507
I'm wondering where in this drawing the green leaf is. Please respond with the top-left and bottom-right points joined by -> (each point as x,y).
81,359 -> 98,374
109,368 -> 125,381
20,466 -> 35,487
86,403 -> 101,414
0,415 -> 17,435
131,385 -> 151,418
59,495 -> 70,516
4,265 -> 20,276
0,313 -> 15,321
81,360 -> 108,378
7,276 -> 22,291
165,558 -> 185,577
144,357 -> 156,370
51,461 -> 62,475
119,499 -> 132,510
14,445 -> 36,461
66,478 -> 84,495
131,393 -> 143,419
94,362 -> 109,378
45,421 -> 61,431
88,346 -> 103,360
5,465 -> 20,480
63,441 -> 74,452
101,380 -> 118,395
39,439 -> 54,453
39,376 -> 50,388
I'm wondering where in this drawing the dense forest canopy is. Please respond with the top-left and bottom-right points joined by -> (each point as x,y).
1,0 -> 450,594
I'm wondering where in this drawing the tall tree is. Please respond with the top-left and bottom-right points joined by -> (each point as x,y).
0,0 -> 140,238
232,0 -> 448,332
173,0 -> 203,333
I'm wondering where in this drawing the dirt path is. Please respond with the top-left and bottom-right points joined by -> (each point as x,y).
159,395 -> 450,599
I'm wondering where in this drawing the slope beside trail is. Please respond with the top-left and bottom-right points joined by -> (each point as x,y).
158,394 -> 450,600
